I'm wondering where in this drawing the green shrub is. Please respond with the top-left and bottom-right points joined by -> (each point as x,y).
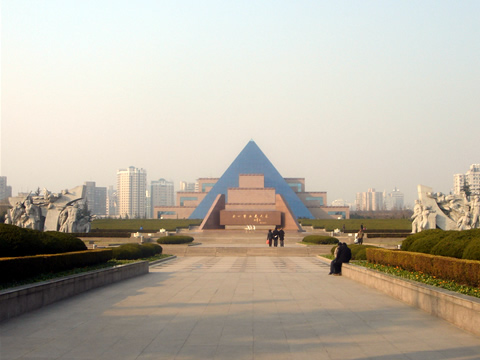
42,231 -> 87,254
139,243 -> 162,257
157,235 -> 194,244
349,244 -> 378,260
463,238 -> 480,260
401,229 -> 445,251
431,235 -> 473,259
405,230 -> 449,254
0,224 -> 87,257
111,243 -> 163,260
329,244 -> 378,260
0,224 -> 45,257
112,244 -> 143,260
302,235 -> 339,245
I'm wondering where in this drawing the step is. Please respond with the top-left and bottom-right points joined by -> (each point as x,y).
160,245 -> 333,257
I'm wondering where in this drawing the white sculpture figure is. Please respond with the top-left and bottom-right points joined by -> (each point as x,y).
457,210 -> 472,231
11,202 -> 25,227
470,195 -> 480,229
420,206 -> 436,231
411,200 -> 423,233
24,197 -> 42,230
58,207 -> 69,232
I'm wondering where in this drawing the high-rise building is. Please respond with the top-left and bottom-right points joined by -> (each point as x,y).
385,187 -> 404,210
454,164 -> 480,196
116,166 -> 147,218
0,177 -> 12,201
150,179 -> 175,218
84,181 -> 107,216
355,188 -> 384,211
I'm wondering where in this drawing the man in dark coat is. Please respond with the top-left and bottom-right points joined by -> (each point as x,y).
267,230 -> 273,247
272,227 -> 280,247
278,228 -> 285,247
329,243 -> 344,275
334,243 -> 352,275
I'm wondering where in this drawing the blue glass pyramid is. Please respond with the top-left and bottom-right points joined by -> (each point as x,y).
189,140 -> 314,219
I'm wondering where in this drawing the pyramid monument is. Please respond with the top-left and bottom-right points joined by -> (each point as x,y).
189,140 -> 314,222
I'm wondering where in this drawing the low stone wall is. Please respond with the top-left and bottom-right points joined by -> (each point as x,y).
317,256 -> 480,336
0,261 -> 149,322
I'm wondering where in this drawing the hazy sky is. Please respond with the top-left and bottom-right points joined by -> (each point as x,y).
2,1 -> 479,207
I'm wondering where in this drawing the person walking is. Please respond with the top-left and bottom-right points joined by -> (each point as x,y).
267,229 -> 273,247
357,229 -> 364,245
272,226 -> 279,247
278,227 -> 285,247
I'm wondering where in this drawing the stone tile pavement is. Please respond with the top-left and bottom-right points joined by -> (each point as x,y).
0,256 -> 479,360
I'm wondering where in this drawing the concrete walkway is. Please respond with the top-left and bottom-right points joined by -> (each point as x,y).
1,256 -> 479,360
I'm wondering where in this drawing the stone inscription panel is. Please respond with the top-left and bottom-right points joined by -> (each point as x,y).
220,210 -> 281,225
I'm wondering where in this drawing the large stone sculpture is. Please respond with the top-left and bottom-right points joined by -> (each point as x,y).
5,185 -> 92,233
413,184 -> 480,232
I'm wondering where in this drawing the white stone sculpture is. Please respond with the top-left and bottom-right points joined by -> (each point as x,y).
414,184 -> 480,232
5,185 -> 92,233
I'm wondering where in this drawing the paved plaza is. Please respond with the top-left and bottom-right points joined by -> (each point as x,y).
1,256 -> 480,360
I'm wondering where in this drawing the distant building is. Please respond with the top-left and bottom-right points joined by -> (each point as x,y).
84,181 -> 107,216
355,188 -> 385,211
454,164 -> 480,196
179,181 -> 196,192
116,166 -> 147,218
331,199 -> 350,208
0,177 -> 12,201
150,179 -> 175,218
154,141 -> 349,223
385,187 -> 404,210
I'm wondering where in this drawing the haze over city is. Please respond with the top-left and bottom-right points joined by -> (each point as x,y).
2,1 -> 479,207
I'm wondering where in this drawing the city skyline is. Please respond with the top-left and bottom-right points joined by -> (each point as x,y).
2,1 -> 480,207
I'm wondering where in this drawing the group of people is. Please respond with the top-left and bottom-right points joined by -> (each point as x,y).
266,226 -> 285,247
329,242 -> 352,276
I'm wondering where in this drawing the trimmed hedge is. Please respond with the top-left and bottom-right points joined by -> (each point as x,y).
463,238 -> 480,260
73,231 -> 131,238
348,244 -> 378,260
0,223 -> 87,257
157,235 -> 194,245
329,244 -> 378,260
0,249 -> 113,283
91,219 -> 203,232
366,248 -> 480,288
401,229 -> 480,260
302,235 -> 339,245
112,243 -> 163,260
